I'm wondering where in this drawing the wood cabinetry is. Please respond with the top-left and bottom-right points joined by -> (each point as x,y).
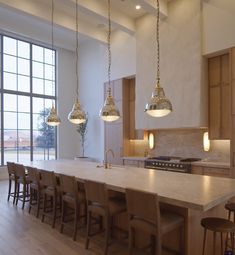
104,79 -> 130,165
208,54 -> 231,139
191,165 -> 230,177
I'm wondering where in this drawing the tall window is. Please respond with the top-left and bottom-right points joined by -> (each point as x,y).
0,35 -> 57,166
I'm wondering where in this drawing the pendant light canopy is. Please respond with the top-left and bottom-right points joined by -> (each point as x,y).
99,0 -> 120,122
46,103 -> 61,126
46,0 -> 61,126
145,0 -> 172,117
68,0 -> 86,124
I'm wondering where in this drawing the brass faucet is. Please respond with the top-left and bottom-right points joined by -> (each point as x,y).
104,149 -> 115,169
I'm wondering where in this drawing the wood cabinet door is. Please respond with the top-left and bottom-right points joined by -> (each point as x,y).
203,167 -> 230,177
209,86 -> 221,139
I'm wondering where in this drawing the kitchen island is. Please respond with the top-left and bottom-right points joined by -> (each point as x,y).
22,159 -> 235,255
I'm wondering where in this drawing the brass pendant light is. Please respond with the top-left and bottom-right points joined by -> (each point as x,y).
99,0 -> 120,122
68,0 -> 86,124
145,0 -> 172,117
46,0 -> 61,126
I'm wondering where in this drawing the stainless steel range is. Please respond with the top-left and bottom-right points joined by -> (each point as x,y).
144,156 -> 201,173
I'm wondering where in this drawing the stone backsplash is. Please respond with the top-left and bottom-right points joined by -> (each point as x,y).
130,129 -> 230,162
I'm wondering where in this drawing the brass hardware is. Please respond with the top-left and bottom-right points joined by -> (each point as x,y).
104,149 -> 115,169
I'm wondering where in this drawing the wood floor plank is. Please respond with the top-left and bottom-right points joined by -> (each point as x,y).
0,180 -> 129,255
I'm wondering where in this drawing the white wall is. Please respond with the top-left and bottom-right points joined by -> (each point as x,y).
202,0 -> 235,55
135,0 -> 205,129
57,49 -> 80,159
79,31 -> 136,162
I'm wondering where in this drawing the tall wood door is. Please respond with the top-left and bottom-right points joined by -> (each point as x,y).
208,54 -> 231,139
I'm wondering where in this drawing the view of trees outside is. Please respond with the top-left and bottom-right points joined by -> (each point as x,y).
1,35 -> 57,165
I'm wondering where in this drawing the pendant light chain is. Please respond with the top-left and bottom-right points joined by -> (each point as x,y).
51,0 -> 55,106
76,0 -> 79,99
156,0 -> 160,86
107,0 -> 111,93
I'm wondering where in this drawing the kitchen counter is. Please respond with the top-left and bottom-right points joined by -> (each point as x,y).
22,159 -> 235,211
20,159 -> 235,255
192,160 -> 230,168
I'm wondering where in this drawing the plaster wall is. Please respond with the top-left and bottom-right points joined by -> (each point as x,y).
135,0 -> 205,129
202,0 -> 235,55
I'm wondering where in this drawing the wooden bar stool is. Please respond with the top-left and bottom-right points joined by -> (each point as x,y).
15,163 -> 30,209
84,180 -> 126,255
40,170 -> 60,228
59,174 -> 86,241
225,202 -> 235,222
7,162 -> 17,204
27,167 -> 41,218
201,217 -> 235,255
126,188 -> 185,255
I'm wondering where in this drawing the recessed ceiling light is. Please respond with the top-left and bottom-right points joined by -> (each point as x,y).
135,5 -> 141,10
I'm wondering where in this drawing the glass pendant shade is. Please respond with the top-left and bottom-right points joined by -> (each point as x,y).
145,85 -> 172,117
68,99 -> 86,124
99,89 -> 120,122
46,105 -> 61,126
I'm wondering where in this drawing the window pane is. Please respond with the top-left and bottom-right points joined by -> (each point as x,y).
3,37 -> 17,55
18,95 -> 30,113
33,61 -> 43,78
18,75 -> 30,92
4,112 -> 17,129
32,45 -> 44,62
33,113 -> 41,130
45,80 -> 55,96
3,55 -> 17,73
45,99 -> 54,109
33,78 -> 44,94
18,41 -> 30,59
4,94 -> 17,111
3,72 -> 17,91
44,64 -> 53,80
33,97 -> 44,114
4,130 -> 17,164
18,113 -> 30,129
18,58 -> 30,76
44,48 -> 54,65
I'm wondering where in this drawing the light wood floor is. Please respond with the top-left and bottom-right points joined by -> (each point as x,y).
0,180 -> 129,255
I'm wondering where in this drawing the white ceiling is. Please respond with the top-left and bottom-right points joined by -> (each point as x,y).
0,0 -> 169,50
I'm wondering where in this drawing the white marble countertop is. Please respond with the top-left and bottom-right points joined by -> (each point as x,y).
21,159 -> 235,212
122,156 -> 147,161
192,161 -> 230,168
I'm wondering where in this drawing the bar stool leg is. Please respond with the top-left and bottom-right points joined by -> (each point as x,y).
85,211 -> 92,249
104,215 -> 110,255
60,200 -> 65,233
231,232 -> 234,252
213,231 -> 216,255
73,205 -> 79,241
13,180 -> 17,204
220,232 -> 223,255
36,190 -> 40,218
202,228 -> 207,255
52,194 -> 57,228
22,183 -> 26,209
7,178 -> 12,201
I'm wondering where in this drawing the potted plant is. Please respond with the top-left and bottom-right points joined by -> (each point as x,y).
76,116 -> 88,158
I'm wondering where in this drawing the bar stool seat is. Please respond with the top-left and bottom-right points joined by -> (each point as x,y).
201,217 -> 235,255
225,203 -> 235,212
126,188 -> 184,255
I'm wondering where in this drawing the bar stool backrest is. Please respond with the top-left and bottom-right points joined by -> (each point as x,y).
84,180 -> 107,207
27,167 -> 40,183
126,188 -> 160,227
60,174 -> 77,195
40,169 -> 56,188
15,164 -> 26,179
7,162 -> 15,175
